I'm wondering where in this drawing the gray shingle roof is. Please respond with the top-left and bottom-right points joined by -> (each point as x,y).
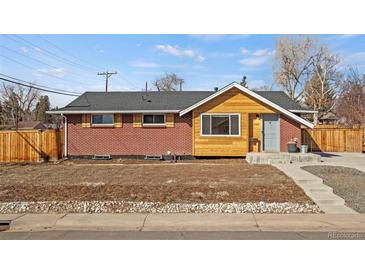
56,89 -> 307,113
254,91 -> 307,111
59,91 -> 213,112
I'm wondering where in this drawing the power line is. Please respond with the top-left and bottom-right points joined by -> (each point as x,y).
0,77 -> 80,97
31,35 -> 142,90
2,34 -> 142,91
0,54 -> 85,86
35,34 -> 105,71
0,45 -> 86,78
0,73 -> 81,95
4,35 -> 97,74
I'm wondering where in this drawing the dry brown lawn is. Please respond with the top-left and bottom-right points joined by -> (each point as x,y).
0,159 -> 312,203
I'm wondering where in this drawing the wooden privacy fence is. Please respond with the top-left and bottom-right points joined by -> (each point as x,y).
0,129 -> 64,163
302,125 -> 364,152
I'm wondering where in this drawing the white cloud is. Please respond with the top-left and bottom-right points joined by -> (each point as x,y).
130,61 -> 161,68
20,47 -> 28,53
339,34 -> 360,39
34,47 -> 41,52
33,68 -> 66,77
99,49 -> 105,54
253,48 -> 272,57
155,44 -> 205,62
239,48 -> 275,67
196,55 -> 205,62
137,43 -> 142,47
240,47 -> 250,55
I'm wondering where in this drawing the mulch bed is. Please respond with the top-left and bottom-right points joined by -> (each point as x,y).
0,159 -> 312,204
302,165 -> 365,213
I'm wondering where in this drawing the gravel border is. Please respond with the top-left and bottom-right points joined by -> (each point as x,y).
0,201 -> 321,214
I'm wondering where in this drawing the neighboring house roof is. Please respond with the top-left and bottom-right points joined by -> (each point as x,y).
0,121 -> 46,130
47,82 -> 314,128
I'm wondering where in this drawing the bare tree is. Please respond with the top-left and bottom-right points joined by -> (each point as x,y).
303,47 -> 341,124
273,37 -> 317,100
336,67 -> 365,126
0,83 -> 40,129
152,73 -> 184,91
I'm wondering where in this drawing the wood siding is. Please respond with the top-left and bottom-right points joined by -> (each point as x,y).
249,114 -> 262,152
0,129 -> 63,163
81,114 -> 91,128
114,114 -> 123,128
302,125 -> 364,152
133,113 -> 142,127
165,114 -> 175,128
192,87 -> 275,156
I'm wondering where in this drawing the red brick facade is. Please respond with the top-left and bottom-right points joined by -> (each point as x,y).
280,114 -> 302,152
66,113 -> 193,156
65,112 -> 302,156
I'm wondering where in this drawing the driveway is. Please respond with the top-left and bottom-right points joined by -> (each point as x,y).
313,152 -> 365,172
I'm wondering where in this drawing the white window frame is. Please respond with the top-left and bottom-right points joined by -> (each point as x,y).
91,114 -> 114,127
142,113 -> 166,126
200,113 -> 241,137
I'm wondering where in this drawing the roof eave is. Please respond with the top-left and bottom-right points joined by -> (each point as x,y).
46,110 -> 181,115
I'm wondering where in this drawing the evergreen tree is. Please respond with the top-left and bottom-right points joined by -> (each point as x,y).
35,95 -> 50,122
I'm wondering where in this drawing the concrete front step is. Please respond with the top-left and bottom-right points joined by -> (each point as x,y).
246,153 -> 321,165
302,184 -> 333,194
296,179 -> 323,185
311,193 -> 345,206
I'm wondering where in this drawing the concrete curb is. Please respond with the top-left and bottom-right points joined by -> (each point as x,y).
1,213 -> 365,232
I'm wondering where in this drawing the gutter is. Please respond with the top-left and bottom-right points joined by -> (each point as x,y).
46,110 -> 181,114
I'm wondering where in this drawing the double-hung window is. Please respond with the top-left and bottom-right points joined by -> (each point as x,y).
91,114 -> 114,126
201,114 -> 240,136
143,114 -> 165,126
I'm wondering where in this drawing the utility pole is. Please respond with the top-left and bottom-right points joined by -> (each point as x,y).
97,71 -> 118,93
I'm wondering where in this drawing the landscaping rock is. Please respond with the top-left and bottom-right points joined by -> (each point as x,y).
0,201 -> 321,214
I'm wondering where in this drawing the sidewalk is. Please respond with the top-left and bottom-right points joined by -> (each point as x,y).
1,213 -> 365,232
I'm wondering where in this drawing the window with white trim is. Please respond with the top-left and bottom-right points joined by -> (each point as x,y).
143,114 -> 165,125
91,114 -> 114,125
201,114 -> 240,136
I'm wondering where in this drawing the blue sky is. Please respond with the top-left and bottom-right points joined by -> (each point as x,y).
1,34 -> 364,107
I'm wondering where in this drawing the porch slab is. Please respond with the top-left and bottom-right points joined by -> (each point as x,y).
246,152 -> 321,165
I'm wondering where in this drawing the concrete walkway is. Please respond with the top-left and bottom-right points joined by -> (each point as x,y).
1,213 -> 365,233
273,152 -> 365,214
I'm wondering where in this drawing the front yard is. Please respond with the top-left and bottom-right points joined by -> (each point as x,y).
0,159 -> 319,213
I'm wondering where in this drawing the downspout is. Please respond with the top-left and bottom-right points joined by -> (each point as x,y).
61,114 -> 68,158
